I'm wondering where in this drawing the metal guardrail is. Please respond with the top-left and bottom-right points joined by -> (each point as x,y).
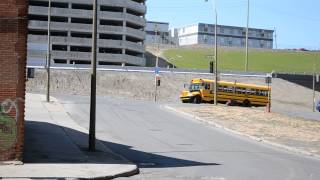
27,65 -> 269,78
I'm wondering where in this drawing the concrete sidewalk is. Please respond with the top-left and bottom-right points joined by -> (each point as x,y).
0,93 -> 138,179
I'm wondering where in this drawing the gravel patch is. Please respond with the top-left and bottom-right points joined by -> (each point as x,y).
169,104 -> 320,157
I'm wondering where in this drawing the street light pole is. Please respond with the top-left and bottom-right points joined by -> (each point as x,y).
245,0 -> 250,72
154,24 -> 159,102
155,24 -> 159,68
313,54 -> 316,112
205,0 -> 218,105
274,27 -> 278,49
213,0 -> 218,106
46,0 -> 51,102
89,0 -> 98,151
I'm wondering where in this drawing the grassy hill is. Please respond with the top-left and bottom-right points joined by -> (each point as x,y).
162,47 -> 320,73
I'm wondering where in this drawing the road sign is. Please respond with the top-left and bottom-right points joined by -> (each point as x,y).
316,74 -> 319,83
155,67 -> 160,75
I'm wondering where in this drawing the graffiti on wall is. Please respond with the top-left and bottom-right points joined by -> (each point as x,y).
0,98 -> 23,153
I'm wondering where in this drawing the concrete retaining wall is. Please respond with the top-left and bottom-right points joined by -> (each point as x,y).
26,69 -> 267,102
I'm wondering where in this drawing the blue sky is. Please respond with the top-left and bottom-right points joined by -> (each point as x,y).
146,0 -> 320,49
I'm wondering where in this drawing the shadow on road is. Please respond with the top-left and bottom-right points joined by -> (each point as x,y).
24,121 -> 220,168
277,74 -> 320,92
102,141 -> 221,168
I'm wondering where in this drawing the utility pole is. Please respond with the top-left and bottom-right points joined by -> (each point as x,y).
89,0 -> 98,151
313,54 -> 316,112
213,0 -> 218,106
46,0 -> 52,102
205,0 -> 218,105
245,0 -> 250,72
154,24 -> 159,102
274,27 -> 278,49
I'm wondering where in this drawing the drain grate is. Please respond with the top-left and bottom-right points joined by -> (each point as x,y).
139,162 -> 157,167
177,143 -> 193,146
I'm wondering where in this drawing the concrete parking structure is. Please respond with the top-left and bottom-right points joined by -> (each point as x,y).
27,0 -> 147,66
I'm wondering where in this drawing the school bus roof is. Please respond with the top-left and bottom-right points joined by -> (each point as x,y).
190,78 -> 270,90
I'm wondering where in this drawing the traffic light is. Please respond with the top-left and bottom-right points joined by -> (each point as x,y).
156,75 -> 161,86
210,61 -> 214,73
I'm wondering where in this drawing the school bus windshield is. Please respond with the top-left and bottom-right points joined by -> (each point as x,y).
189,83 -> 204,92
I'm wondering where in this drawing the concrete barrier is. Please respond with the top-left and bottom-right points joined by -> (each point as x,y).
27,68 -> 269,102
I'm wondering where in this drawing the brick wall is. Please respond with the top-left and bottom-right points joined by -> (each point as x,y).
0,0 -> 27,161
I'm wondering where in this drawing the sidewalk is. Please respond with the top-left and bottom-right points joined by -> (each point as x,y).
0,93 -> 138,179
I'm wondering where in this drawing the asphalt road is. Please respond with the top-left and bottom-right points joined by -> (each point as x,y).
57,95 -> 320,180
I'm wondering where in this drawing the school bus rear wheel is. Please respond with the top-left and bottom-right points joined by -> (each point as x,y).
243,99 -> 252,107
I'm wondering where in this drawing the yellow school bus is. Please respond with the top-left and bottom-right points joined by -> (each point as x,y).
180,78 -> 271,106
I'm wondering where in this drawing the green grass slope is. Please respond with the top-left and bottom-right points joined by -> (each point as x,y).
163,47 -> 320,73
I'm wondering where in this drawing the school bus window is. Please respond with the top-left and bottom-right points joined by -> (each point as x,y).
222,86 -> 227,92
262,91 -> 268,96
236,88 -> 246,94
227,86 -> 233,93
256,90 -> 261,96
251,89 -> 257,95
205,83 -> 210,90
247,89 -> 255,95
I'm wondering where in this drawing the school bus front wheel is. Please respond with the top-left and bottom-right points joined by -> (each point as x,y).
192,96 -> 202,104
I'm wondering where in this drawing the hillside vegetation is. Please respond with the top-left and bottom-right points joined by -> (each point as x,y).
162,47 -> 320,73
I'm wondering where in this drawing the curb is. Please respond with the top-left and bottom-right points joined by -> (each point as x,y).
78,168 -> 139,180
45,96 -> 139,179
163,105 -> 320,160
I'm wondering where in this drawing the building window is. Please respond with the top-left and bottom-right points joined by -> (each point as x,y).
71,32 -> 92,38
72,3 -> 93,10
126,50 -> 143,57
52,45 -> 67,51
100,5 -> 123,12
100,34 -> 122,40
127,9 -> 144,16
70,46 -> 92,52
54,59 -> 67,64
99,48 -> 122,54
71,18 -> 92,24
70,60 -> 91,65
204,25 -> 208,32
100,20 -> 123,26
204,36 -> 208,43
51,31 -> 68,37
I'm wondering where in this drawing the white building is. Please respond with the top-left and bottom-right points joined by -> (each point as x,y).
178,23 -> 274,49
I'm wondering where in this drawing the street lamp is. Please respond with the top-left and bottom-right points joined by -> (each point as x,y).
245,0 -> 250,72
205,0 -> 218,106
46,0 -> 51,102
